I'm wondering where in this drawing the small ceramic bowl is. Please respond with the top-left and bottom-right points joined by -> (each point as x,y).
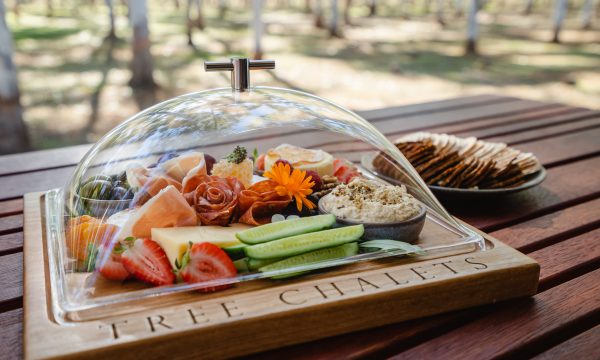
317,198 -> 426,244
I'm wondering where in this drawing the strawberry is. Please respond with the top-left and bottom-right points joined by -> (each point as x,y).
304,170 -> 322,191
179,242 -> 237,292
333,158 -> 361,183
121,238 -> 175,286
256,153 -> 266,171
274,159 -> 293,170
96,243 -> 129,281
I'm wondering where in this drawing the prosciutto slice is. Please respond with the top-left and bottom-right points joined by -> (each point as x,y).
238,180 -> 292,226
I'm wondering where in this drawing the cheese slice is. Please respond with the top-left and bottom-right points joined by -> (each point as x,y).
264,144 -> 334,176
151,224 -> 252,268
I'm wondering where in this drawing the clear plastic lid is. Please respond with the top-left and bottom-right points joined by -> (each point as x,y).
45,58 -> 483,322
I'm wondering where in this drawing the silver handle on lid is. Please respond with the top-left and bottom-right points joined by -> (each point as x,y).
204,58 -> 275,92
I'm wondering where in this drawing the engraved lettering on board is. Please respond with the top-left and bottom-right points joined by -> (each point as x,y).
100,256 -> 489,340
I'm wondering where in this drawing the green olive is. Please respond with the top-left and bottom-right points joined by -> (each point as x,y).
79,180 -> 113,200
82,175 -> 112,186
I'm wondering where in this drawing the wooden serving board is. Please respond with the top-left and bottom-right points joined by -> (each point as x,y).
23,192 -> 540,359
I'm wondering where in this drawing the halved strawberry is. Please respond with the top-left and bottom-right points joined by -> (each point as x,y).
256,153 -> 266,171
179,242 -> 237,292
96,243 -> 129,281
333,158 -> 361,183
121,238 -> 175,286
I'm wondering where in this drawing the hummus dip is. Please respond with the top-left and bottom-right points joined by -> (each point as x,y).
320,178 -> 420,223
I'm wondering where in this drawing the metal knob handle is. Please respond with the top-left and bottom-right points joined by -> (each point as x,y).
204,58 -> 275,92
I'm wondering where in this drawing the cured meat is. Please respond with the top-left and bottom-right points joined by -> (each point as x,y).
159,152 -> 206,182
183,175 -> 244,226
238,180 -> 292,225
121,185 -> 197,239
126,163 -> 182,206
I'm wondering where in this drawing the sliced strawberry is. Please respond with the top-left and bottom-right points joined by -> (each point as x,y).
333,158 -> 361,183
256,153 -> 266,171
121,238 -> 175,286
96,244 -> 129,281
180,242 -> 237,292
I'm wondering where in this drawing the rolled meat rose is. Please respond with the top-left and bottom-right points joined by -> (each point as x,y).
238,180 -> 292,225
183,175 -> 244,226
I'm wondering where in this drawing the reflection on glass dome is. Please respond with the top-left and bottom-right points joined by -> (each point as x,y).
44,58 -> 483,322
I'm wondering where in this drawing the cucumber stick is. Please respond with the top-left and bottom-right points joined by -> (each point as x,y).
223,244 -> 248,260
236,214 -> 336,245
260,242 -> 359,279
244,225 -> 364,259
233,257 -> 285,272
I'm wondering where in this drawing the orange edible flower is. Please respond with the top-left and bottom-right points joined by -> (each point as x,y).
264,162 -> 315,212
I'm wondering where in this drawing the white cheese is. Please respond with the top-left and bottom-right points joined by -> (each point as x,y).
151,224 -> 252,268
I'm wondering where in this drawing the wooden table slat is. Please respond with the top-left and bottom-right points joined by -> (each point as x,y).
532,324 -> 600,360
0,308 -> 23,359
0,199 -> 24,217
490,197 -> 600,253
0,253 -> 22,309
390,267 -> 600,360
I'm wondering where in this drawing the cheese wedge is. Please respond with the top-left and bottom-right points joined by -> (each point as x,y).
151,223 -> 252,268
264,144 -> 334,176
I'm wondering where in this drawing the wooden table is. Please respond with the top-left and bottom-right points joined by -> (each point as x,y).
2,95 -> 600,359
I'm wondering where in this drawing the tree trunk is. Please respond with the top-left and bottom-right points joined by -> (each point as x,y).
186,0 -> 203,46
465,0 -> 478,54
218,0 -> 227,19
580,0 -> 596,29
329,0 -> 341,37
552,0 -> 567,43
436,0 -> 445,25
314,0 -> 324,28
252,0 -> 263,59
46,0 -> 53,16
454,0 -> 463,17
304,0 -> 311,13
523,0 -> 534,15
368,0 -> 376,16
105,0 -> 117,40
0,0 -> 28,153
343,0 -> 351,25
128,0 -> 156,88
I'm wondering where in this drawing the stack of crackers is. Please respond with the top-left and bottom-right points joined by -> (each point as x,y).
373,132 -> 542,189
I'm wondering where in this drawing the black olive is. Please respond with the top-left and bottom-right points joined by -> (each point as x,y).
111,186 -> 128,200
204,154 -> 216,174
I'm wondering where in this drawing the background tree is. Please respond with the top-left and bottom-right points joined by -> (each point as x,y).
105,0 -> 116,40
552,0 -> 567,43
465,0 -> 478,54
0,0 -> 28,153
314,0 -> 324,28
186,0 -> 204,47
580,0 -> 596,29
128,0 -> 155,88
329,0 -> 341,37
252,0 -> 263,59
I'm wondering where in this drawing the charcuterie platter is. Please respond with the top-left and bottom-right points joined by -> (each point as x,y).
23,58 -> 539,359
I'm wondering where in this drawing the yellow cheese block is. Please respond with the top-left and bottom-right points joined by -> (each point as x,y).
151,224 -> 252,268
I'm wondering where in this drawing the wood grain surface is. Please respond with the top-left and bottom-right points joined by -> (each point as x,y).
1,94 -> 599,359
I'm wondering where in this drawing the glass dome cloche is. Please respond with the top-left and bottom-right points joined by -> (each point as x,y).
45,57 -> 484,322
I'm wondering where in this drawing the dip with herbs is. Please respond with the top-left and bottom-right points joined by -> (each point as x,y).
320,178 -> 420,223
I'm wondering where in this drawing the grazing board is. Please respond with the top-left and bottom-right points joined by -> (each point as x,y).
23,191 -> 539,359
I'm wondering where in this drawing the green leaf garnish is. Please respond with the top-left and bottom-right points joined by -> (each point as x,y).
359,240 -> 426,255
253,147 -> 259,164
83,243 -> 98,272
226,146 -> 248,164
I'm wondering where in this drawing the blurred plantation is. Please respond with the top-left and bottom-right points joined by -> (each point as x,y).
0,0 -> 599,154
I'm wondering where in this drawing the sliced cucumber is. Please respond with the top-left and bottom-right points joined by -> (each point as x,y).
223,244 -> 248,260
247,257 -> 283,271
233,258 -> 250,272
236,214 -> 336,245
244,225 -> 364,259
260,242 -> 359,279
